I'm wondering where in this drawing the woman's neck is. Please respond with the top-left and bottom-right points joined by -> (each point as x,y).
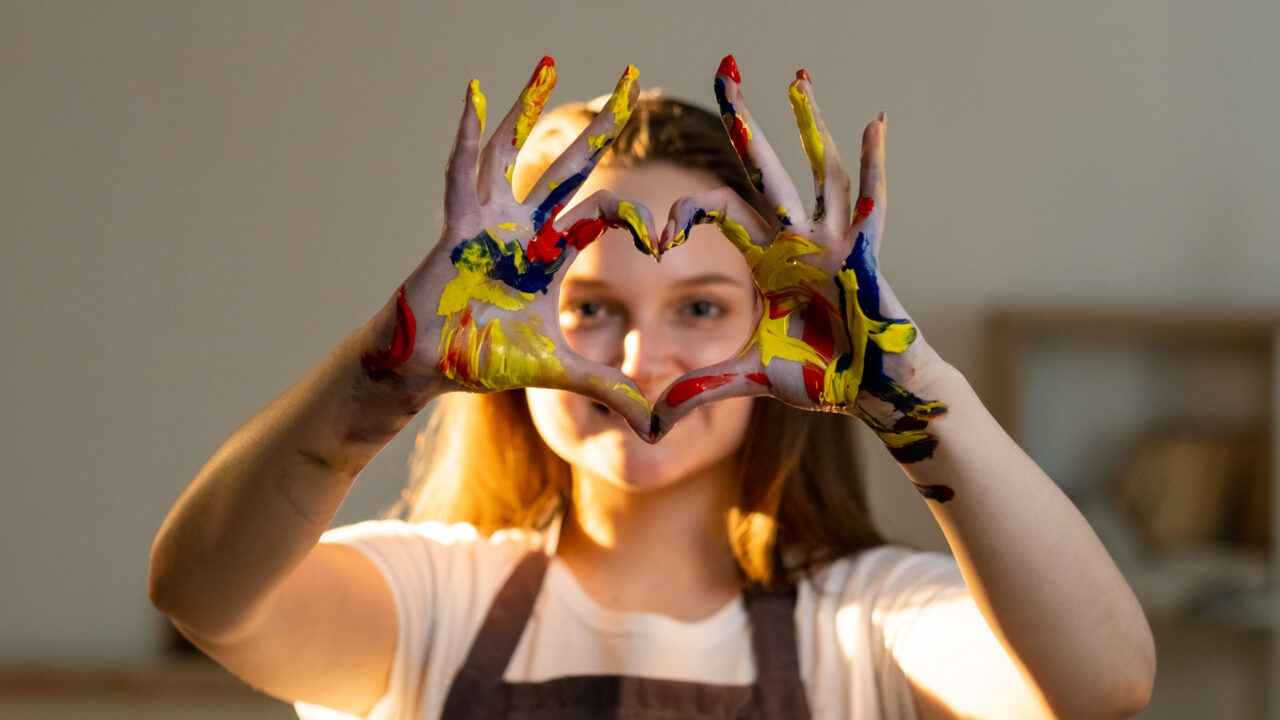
555,458 -> 743,621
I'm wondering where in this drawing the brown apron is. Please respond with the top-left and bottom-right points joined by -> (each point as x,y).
440,552 -> 813,719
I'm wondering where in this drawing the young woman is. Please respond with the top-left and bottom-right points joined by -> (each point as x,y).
149,56 -> 1156,719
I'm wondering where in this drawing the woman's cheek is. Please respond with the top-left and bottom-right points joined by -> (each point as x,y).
561,325 -> 621,366
526,387 -> 591,448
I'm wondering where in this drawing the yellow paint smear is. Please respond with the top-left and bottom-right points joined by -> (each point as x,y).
468,79 -> 486,135
513,62 -> 557,152
438,314 -> 563,391
617,201 -> 657,257
437,239 -> 534,316
587,375 -> 649,411
605,65 -> 640,128
789,84 -> 825,187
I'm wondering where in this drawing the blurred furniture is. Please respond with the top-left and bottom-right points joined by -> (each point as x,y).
0,660 -> 294,719
985,306 -> 1280,719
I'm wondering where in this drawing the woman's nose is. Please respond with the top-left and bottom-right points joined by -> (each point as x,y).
619,322 -> 677,393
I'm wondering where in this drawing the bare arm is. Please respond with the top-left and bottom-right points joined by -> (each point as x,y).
149,59 -> 656,715
148,327 -> 433,713
895,359 -> 1155,719
654,55 -> 1155,719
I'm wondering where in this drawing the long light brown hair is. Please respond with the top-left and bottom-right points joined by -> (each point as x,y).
393,95 -> 884,586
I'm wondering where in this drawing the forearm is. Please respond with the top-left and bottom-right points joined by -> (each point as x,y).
897,360 -> 1155,718
148,325 -> 442,640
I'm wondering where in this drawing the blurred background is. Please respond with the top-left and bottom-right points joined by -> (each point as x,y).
2,1 -> 1277,717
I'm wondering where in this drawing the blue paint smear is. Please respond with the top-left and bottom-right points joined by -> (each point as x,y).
531,165 -> 593,230
713,78 -> 734,118
529,116 -> 620,229
836,232 -> 929,415
451,230 -> 562,296
713,78 -> 764,194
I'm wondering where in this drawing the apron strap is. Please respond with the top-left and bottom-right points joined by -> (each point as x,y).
744,585 -> 812,716
454,551 -> 551,681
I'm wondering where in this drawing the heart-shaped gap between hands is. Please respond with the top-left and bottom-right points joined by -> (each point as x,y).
551,198 -> 765,442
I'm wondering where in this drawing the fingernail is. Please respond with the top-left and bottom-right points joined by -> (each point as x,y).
796,68 -> 812,83
527,56 -> 555,86
878,111 -> 887,123
717,54 -> 741,83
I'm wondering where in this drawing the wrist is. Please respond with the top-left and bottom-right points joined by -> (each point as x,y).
848,344 -> 958,465
892,343 -> 962,399
340,323 -> 444,445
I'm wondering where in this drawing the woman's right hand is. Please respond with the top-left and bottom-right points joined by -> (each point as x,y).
360,58 -> 659,435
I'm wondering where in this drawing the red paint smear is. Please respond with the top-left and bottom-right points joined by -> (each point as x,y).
666,373 -> 737,407
527,56 -> 555,85
509,56 -> 556,147
528,206 -> 616,265
438,306 -> 471,380
802,363 -> 824,404
746,372 -> 772,387
854,196 -> 874,222
795,68 -> 812,83
717,55 -> 741,83
800,302 -> 834,361
727,116 -> 750,163
764,289 -> 836,320
361,285 -> 417,376
563,217 -> 612,251
527,204 -> 567,263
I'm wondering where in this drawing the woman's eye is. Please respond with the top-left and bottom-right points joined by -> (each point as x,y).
684,299 -> 724,319
561,300 -> 614,328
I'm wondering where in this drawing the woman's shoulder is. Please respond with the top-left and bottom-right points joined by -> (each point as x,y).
322,517 -> 545,550
318,518 -> 547,585
802,544 -> 965,606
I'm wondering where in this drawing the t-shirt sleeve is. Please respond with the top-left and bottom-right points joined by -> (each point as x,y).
801,545 -> 969,720
293,519 -> 538,720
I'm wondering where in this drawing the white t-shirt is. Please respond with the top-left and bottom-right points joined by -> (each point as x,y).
295,520 -> 968,720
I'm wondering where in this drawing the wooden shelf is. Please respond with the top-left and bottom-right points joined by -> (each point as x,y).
983,303 -> 1280,718
0,659 -> 272,700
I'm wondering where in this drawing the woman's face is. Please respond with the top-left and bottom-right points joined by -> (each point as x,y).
526,162 -> 759,492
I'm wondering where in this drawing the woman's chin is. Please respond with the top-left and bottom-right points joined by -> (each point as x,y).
581,426 -> 709,492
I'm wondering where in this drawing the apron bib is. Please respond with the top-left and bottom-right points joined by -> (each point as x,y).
440,552 -> 813,719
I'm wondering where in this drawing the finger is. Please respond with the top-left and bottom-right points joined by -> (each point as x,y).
444,79 -> 486,215
524,65 -> 641,229
477,56 -> 557,202
853,113 -> 888,254
531,189 -> 659,263
713,55 -> 805,228
660,187 -> 772,257
788,69 -> 852,228
650,354 -> 772,441
554,351 -> 655,440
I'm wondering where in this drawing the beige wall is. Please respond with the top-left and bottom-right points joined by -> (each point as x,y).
2,0 -> 1277,702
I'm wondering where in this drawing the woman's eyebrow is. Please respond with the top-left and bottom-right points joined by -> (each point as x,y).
671,273 -> 752,289
560,278 -> 614,292
561,273 -> 750,292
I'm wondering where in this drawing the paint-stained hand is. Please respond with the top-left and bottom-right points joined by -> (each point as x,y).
650,56 -> 946,462
360,58 -> 659,435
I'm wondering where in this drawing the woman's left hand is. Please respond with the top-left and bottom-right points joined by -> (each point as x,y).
650,56 -> 947,461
